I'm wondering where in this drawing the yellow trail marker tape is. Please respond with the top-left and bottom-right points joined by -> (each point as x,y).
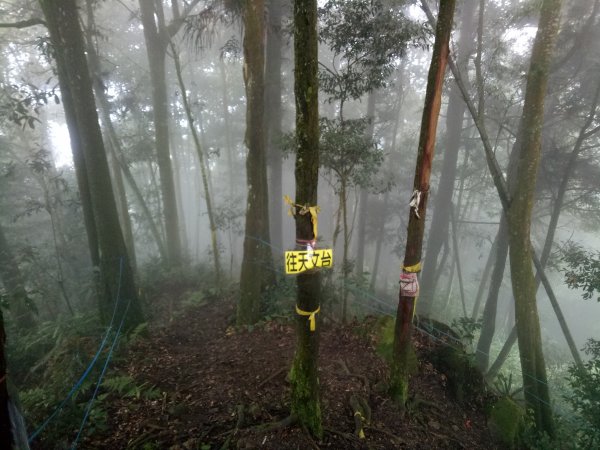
296,305 -> 320,331
285,249 -> 333,274
402,261 -> 422,273
284,195 -> 320,240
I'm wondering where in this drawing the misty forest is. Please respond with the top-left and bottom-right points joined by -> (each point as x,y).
0,0 -> 599,448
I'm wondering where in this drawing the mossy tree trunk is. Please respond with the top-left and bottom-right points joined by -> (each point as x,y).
418,2 -> 475,317
238,0 -> 274,325
506,0 -> 562,436
39,0 -> 143,331
289,0 -> 322,437
390,0 -> 455,407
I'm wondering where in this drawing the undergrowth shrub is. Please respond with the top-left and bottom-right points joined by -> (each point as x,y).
565,339 -> 600,448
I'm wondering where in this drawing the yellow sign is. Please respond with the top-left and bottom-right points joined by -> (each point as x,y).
285,248 -> 333,274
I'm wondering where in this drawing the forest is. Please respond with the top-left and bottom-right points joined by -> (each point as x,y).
0,0 -> 599,448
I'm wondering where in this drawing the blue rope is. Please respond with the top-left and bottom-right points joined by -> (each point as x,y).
28,257 -> 125,443
70,296 -> 131,449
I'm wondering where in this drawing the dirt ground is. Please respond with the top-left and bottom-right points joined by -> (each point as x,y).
75,291 -> 500,449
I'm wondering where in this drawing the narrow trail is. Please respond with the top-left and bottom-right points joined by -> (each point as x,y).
77,293 -> 498,449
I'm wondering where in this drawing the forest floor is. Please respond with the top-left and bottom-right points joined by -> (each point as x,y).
77,287 -> 500,450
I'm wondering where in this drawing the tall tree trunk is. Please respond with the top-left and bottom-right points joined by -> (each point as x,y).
138,0 -> 182,266
289,0 -> 321,436
238,0 -> 274,324
39,0 -> 143,331
475,217 -> 509,371
0,224 -> 35,330
83,0 -> 138,269
370,190 -> 389,290
265,0 -> 285,254
171,42 -> 222,287
505,0 -> 562,435
470,231 -> 497,319
355,91 -> 377,277
82,10 -> 167,261
390,0 -> 456,407
418,2 -> 475,317
219,58 -> 236,200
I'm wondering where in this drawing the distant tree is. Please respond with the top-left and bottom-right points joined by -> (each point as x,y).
238,0 -> 274,325
137,0 -> 200,267
170,41 -> 222,287
318,0 -> 421,320
318,0 -> 424,118
265,0 -> 286,254
289,0 -> 322,436
319,116 -> 383,321
38,0 -> 143,330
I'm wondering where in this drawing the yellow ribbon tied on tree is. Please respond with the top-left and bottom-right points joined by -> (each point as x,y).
295,305 -> 320,332
284,195 -> 320,241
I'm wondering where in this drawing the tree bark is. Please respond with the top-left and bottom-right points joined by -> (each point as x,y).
390,0 -> 456,407
39,0 -> 143,331
238,0 -> 274,324
289,0 -> 322,437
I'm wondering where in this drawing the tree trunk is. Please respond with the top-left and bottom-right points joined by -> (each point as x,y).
265,0 -> 285,255
475,217 -> 509,371
289,0 -> 322,437
390,0 -> 456,407
171,42 -> 222,287
370,190 -> 389,290
505,0 -> 562,436
82,11 -> 166,260
355,91 -> 377,277
470,231 -> 497,319
418,2 -> 475,317
138,0 -> 182,266
238,0 -> 274,325
83,0 -> 138,269
39,0 -> 143,331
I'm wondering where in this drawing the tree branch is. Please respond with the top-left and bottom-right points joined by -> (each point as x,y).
0,18 -> 45,29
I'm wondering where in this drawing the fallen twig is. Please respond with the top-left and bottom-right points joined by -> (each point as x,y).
258,367 -> 285,387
